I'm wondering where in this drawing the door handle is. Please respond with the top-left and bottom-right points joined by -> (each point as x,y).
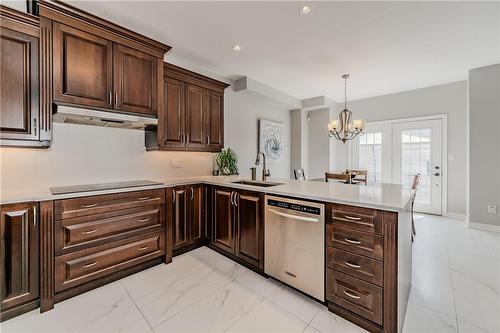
267,209 -> 319,223
190,187 -> 194,200
344,237 -> 362,245
33,205 -> 37,227
186,133 -> 190,146
108,91 -> 112,106
115,92 -> 118,106
172,189 -> 176,203
234,193 -> 239,207
230,192 -> 234,206
207,135 -> 210,145
343,290 -> 361,300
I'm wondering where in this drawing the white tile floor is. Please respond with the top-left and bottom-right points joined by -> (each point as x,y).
1,215 -> 499,333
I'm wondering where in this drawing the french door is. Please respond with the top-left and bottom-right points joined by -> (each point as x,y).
393,119 -> 442,215
352,118 -> 443,215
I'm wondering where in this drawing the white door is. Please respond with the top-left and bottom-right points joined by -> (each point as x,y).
352,123 -> 392,183
393,119 -> 442,214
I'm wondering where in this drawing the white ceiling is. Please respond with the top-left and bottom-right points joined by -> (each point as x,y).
69,1 -> 500,102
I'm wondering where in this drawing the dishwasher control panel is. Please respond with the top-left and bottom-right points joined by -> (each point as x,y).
267,199 -> 321,215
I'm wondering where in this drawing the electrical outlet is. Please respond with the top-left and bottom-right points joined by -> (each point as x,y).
171,159 -> 183,169
488,204 -> 497,214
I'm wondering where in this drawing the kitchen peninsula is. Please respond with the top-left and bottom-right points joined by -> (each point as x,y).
1,176 -> 414,333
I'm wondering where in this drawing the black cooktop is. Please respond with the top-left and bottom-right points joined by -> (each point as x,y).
50,180 -> 163,195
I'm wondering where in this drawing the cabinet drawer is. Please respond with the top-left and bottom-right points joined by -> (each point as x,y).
328,204 -> 382,235
326,225 -> 383,260
326,269 -> 382,325
55,206 -> 163,254
55,189 -> 165,220
326,247 -> 383,287
55,232 -> 164,292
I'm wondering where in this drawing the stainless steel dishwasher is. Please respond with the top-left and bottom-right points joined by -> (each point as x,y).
265,195 -> 325,301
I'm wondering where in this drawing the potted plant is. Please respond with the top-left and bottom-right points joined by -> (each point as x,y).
215,148 -> 239,175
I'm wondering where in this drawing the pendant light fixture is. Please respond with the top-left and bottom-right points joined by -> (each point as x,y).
328,74 -> 365,143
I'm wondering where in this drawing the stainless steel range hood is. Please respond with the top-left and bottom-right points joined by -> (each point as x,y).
53,105 -> 158,130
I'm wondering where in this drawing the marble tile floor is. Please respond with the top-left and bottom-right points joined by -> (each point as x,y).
1,214 -> 499,333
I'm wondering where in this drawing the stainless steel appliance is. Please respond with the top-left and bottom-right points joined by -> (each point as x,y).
265,195 -> 325,301
53,105 -> 158,129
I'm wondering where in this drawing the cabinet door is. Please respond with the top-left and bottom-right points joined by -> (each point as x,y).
114,44 -> 158,115
53,23 -> 113,108
0,27 -> 39,142
206,90 -> 224,151
188,185 -> 203,245
161,77 -> 185,148
234,191 -> 264,269
0,202 -> 39,312
185,84 -> 207,149
172,187 -> 189,250
212,187 -> 234,254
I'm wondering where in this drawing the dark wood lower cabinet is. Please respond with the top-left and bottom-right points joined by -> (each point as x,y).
0,202 -> 39,321
171,185 -> 204,255
234,190 -> 264,270
211,187 -> 264,271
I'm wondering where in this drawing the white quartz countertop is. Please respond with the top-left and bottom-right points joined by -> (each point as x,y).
1,176 -> 415,212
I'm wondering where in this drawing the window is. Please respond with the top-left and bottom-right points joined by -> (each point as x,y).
401,128 -> 432,205
359,132 -> 383,183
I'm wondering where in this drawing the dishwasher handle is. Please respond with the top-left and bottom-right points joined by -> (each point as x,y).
268,208 -> 320,223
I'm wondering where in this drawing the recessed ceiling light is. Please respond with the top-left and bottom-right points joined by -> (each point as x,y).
232,45 -> 242,51
299,5 -> 311,15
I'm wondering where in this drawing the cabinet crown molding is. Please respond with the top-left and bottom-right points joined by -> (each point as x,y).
165,62 -> 230,93
38,0 -> 171,57
0,5 -> 39,28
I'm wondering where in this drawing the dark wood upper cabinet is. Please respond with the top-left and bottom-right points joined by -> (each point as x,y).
0,5 -> 50,148
0,202 -> 39,320
39,0 -> 170,117
212,187 -> 234,254
113,44 -> 158,115
53,22 -> 113,109
185,84 -> 207,149
162,77 -> 185,148
234,191 -> 264,269
207,91 -> 224,150
149,63 -> 228,152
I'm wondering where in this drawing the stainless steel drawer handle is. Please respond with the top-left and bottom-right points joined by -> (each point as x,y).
138,196 -> 150,201
343,290 -> 361,299
344,215 -> 362,221
83,261 -> 97,268
81,203 -> 97,208
82,229 -> 97,235
344,261 -> 361,269
344,237 -> 362,245
138,246 -> 149,251
138,218 -> 150,223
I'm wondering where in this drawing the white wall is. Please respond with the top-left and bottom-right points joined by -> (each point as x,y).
2,1 -> 26,13
307,108 -> 330,179
468,64 -> 500,228
333,81 -> 467,215
0,123 -> 214,194
224,88 -> 291,179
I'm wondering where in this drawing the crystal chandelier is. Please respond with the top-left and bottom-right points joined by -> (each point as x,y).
328,74 -> 365,143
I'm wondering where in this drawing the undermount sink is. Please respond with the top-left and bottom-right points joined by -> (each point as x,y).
231,180 -> 283,187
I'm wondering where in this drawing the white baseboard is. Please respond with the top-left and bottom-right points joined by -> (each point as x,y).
468,221 -> 500,233
443,212 -> 466,220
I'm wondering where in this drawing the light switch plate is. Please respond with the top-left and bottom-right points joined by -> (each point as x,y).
488,204 -> 497,214
171,159 -> 183,168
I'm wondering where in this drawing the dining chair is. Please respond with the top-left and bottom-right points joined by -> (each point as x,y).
325,172 -> 350,183
411,173 -> 421,241
294,168 -> 306,181
348,169 -> 368,185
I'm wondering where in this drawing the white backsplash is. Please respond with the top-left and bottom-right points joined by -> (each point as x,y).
0,123 -> 213,192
